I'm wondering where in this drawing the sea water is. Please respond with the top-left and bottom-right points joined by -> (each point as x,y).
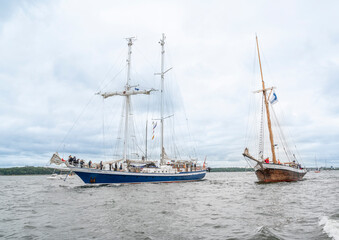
0,171 -> 338,239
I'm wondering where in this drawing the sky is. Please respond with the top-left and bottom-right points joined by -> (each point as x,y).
1,0 -> 339,168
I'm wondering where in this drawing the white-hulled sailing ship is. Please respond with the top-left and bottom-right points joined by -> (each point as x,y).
243,36 -> 307,183
50,34 -> 206,184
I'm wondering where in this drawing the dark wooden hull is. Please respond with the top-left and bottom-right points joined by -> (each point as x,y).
242,150 -> 307,183
255,167 -> 306,183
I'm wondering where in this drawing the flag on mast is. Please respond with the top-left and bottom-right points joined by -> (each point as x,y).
152,121 -> 157,140
270,92 -> 278,104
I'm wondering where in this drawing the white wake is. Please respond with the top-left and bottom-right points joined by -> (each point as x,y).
319,216 -> 339,240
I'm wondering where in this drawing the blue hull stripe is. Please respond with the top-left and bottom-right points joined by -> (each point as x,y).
72,168 -> 206,184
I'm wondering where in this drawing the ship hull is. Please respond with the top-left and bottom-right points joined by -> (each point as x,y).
71,167 -> 206,184
254,163 -> 307,183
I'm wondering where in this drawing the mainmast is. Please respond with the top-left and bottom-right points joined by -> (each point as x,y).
98,37 -> 155,163
256,36 -> 277,164
155,34 -> 173,165
159,34 -> 165,165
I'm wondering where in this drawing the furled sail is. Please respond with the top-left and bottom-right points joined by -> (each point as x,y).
50,153 -> 65,165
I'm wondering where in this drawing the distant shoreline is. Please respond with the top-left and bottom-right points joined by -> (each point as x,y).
0,166 -> 337,175
0,166 -> 254,175
0,166 -> 56,175
210,167 -> 254,172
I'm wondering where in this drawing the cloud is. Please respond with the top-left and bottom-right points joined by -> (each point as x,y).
1,0 -> 339,168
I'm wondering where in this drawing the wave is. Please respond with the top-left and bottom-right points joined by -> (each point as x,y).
319,216 -> 339,240
250,226 -> 282,240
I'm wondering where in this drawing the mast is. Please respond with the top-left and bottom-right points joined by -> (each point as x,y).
145,120 -> 148,161
123,38 -> 133,162
256,36 -> 277,164
98,37 -> 155,163
160,33 -> 165,165
154,34 -> 172,165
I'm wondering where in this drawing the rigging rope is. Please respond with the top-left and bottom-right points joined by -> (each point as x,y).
102,98 -> 106,161
55,46 -> 127,154
270,105 -> 296,163
56,93 -> 97,152
259,94 -> 265,160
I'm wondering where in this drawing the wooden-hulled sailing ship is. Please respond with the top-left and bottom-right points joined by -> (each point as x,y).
50,34 -> 206,184
243,36 -> 307,183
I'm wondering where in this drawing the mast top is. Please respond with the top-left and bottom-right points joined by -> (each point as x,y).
126,37 -> 136,45
159,33 -> 165,46
97,37 -> 155,99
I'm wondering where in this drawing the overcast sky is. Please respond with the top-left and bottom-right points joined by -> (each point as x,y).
1,0 -> 338,168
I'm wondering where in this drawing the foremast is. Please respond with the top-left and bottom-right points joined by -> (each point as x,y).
160,34 -> 165,165
98,37 -> 155,162
255,36 -> 277,164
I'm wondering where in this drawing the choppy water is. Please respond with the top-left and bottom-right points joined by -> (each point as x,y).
0,171 -> 338,240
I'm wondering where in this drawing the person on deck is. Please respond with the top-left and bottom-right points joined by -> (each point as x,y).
68,155 -> 73,165
80,159 -> 84,168
100,161 -> 103,170
114,163 -> 118,171
88,160 -> 92,168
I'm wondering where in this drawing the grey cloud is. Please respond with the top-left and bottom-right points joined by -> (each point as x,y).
1,0 -> 339,168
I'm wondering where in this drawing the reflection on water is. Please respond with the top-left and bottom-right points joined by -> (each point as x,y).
0,171 -> 338,239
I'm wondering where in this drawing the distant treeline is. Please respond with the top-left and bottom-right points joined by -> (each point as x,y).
0,166 -> 55,175
307,167 -> 338,170
210,167 -> 339,172
1,166 -> 337,175
0,166 -> 254,175
210,167 -> 254,172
